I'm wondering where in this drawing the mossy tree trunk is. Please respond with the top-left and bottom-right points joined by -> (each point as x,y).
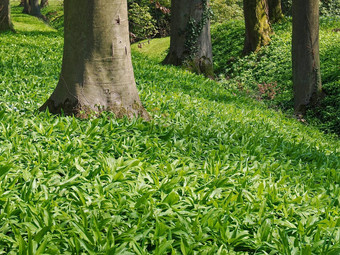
40,0 -> 48,8
243,0 -> 272,55
0,0 -> 13,32
23,0 -> 42,17
292,0 -> 322,114
268,0 -> 284,23
163,0 -> 214,78
40,0 -> 149,120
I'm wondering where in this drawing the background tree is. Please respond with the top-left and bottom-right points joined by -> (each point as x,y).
23,0 -> 42,17
40,0 -> 48,8
292,0 -> 322,114
40,0 -> 149,120
267,0 -> 284,23
243,0 -> 272,54
163,0 -> 214,78
0,0 -> 13,32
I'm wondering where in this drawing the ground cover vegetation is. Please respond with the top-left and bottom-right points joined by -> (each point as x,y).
0,3 -> 340,254
211,17 -> 340,136
136,16 -> 340,136
133,1 -> 340,136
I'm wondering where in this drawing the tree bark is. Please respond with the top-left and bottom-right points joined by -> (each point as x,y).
163,0 -> 214,78
23,0 -> 42,17
243,0 -> 272,55
292,0 -> 322,114
23,0 -> 30,14
268,0 -> 284,23
40,0 -> 149,120
0,0 -> 13,32
29,0 -> 41,16
40,0 -> 48,8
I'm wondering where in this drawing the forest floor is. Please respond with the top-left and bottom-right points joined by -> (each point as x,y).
134,17 -> 340,137
0,3 -> 339,254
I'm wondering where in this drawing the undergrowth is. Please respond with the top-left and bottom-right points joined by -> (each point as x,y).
0,4 -> 339,255
211,17 -> 340,136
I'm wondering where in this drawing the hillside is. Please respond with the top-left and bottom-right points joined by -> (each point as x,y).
0,5 -> 339,254
133,17 -> 340,137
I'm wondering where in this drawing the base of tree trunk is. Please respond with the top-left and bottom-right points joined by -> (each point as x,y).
185,57 -> 214,79
162,51 -> 181,66
39,98 -> 150,120
163,53 -> 214,79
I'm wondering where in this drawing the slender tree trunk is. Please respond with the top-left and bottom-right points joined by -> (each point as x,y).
268,0 -> 284,23
243,0 -> 271,55
0,0 -> 13,32
23,0 -> 30,14
40,0 -> 48,8
292,0 -> 322,114
163,0 -> 214,78
40,0 -> 149,120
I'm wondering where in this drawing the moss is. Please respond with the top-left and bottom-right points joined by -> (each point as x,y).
185,56 -> 214,79
243,0 -> 272,55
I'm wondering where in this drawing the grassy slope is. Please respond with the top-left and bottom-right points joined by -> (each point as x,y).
134,18 -> 340,136
210,18 -> 340,136
0,6 -> 339,255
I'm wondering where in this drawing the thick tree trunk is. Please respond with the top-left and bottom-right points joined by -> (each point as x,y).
163,0 -> 213,78
40,0 -> 149,120
268,0 -> 284,23
292,0 -> 322,114
29,0 -> 41,16
0,0 -> 13,32
243,0 -> 271,55
23,0 -> 42,17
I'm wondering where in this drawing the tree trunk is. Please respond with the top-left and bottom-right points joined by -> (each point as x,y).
0,0 -> 13,32
23,0 -> 42,17
23,0 -> 30,14
243,0 -> 272,55
163,0 -> 214,78
268,0 -> 284,23
40,0 -> 48,8
40,0 -> 149,120
29,0 -> 41,17
292,0 -> 322,114
19,0 -> 25,7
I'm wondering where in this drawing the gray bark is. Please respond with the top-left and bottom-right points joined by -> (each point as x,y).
0,0 -> 13,32
163,0 -> 213,78
40,0 -> 149,119
292,0 -> 322,114
23,0 -> 42,17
